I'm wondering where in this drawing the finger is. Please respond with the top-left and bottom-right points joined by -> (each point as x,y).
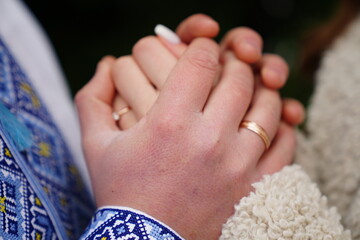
112,56 -> 158,118
132,36 -> 177,89
75,56 -> 117,138
204,52 -> 254,130
282,98 -> 305,126
113,95 -> 138,130
156,14 -> 220,59
220,27 -> 263,64
256,122 -> 296,176
258,54 -> 289,89
155,38 -> 220,113
155,24 -> 187,58
176,14 -> 220,44
238,82 -> 282,163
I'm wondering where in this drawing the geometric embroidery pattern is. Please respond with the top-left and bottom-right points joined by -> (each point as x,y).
0,134 -> 58,240
80,208 -> 183,240
0,37 -> 95,239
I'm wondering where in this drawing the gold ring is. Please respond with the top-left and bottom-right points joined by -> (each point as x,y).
112,107 -> 131,121
240,121 -> 270,150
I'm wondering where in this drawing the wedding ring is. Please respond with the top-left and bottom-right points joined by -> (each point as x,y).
240,121 -> 270,150
112,107 -> 131,121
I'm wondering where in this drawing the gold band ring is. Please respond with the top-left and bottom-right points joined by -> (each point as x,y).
112,107 -> 131,121
240,121 -> 270,150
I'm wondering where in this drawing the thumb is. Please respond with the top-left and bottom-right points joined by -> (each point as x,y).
75,56 -> 117,142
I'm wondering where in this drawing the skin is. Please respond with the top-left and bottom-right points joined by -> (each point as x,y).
76,14 -> 304,240
113,14 -> 304,129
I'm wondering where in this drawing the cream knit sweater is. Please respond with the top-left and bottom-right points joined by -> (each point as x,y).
220,15 -> 360,240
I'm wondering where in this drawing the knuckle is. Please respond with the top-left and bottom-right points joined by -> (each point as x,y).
229,78 -> 253,101
188,51 -> 218,74
265,92 -> 282,121
200,136 -> 221,157
228,61 -> 254,99
188,39 -> 219,74
228,27 -> 263,43
237,61 -> 254,80
114,55 -> 133,69
74,88 -> 89,108
193,126 -> 222,159
112,56 -> 133,78
132,36 -> 158,55
151,111 -> 184,138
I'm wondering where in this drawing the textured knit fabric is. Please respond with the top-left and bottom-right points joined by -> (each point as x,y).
220,14 -> 360,240
220,165 -> 351,239
296,14 -> 360,239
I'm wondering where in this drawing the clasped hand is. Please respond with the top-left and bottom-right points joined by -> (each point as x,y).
76,14 -> 304,240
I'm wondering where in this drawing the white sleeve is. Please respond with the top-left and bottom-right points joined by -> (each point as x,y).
0,0 -> 92,192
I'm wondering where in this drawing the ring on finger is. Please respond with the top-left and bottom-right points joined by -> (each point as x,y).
240,120 -> 270,150
112,106 -> 131,121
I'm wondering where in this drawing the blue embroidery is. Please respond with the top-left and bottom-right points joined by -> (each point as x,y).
0,37 -> 94,239
0,134 -> 58,239
0,35 -> 182,240
81,208 -> 183,240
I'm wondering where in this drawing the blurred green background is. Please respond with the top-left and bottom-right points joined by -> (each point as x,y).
23,0 -> 338,106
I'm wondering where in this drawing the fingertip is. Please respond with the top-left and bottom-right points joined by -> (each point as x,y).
261,67 -> 286,89
221,27 -> 263,64
233,35 -> 262,63
80,55 -> 117,105
99,55 -> 116,67
260,54 -> 289,89
282,99 -> 305,125
176,14 -> 220,43
94,55 -> 116,78
196,14 -> 220,38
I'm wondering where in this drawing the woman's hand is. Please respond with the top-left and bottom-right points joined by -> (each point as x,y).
76,38 -> 295,240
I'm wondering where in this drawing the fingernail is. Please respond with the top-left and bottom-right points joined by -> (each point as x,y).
264,66 -> 286,83
245,38 -> 260,50
154,24 -> 181,44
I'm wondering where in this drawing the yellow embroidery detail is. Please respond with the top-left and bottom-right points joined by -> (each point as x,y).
0,196 -> 6,213
20,83 -> 41,108
38,142 -> 51,157
31,96 -> 41,108
35,197 -> 42,206
43,186 -> 49,194
66,230 -> 74,237
69,165 -> 78,176
4,148 -> 12,157
35,232 -> 42,240
60,197 -> 67,207
20,83 -> 32,93
101,237 -> 107,240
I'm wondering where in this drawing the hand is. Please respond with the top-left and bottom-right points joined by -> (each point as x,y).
76,38 -> 295,239
113,14 -> 304,129
177,14 -> 304,125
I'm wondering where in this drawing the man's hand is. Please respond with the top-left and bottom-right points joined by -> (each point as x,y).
76,39 -> 295,239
